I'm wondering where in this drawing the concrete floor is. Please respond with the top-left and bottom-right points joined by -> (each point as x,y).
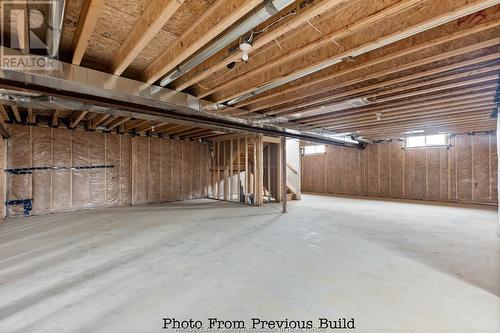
0,194 -> 499,333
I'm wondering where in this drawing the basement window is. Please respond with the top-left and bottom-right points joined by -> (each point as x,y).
303,145 -> 326,155
405,134 -> 449,149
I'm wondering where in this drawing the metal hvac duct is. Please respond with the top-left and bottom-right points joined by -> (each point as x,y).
47,0 -> 66,57
0,49 -> 363,148
158,0 -> 294,87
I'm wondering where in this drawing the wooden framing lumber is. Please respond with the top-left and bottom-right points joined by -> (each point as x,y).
306,94 -> 496,129
51,109 -> 61,127
124,119 -> 150,132
195,0 -> 422,98
27,108 -> 36,124
71,0 -> 106,65
11,105 -> 21,123
301,84 -> 497,124
216,0 -> 500,105
0,122 -> 10,138
179,0 -> 360,92
15,3 -> 30,53
69,111 -> 88,129
272,68 -> 500,117
0,105 -> 10,122
234,19 -> 500,110
88,113 -> 111,130
255,46 -> 500,114
281,136 -> 287,213
142,0 -> 262,84
107,117 -> 131,131
325,104 -> 495,130
111,0 -> 185,75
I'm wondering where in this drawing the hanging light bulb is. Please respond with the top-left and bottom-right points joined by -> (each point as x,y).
239,42 -> 252,62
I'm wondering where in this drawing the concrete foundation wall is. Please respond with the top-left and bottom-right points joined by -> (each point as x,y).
3,124 -> 210,217
302,133 -> 498,205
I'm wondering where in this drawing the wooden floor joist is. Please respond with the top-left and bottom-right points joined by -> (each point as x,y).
0,105 -> 10,122
51,110 -> 61,127
69,111 -> 88,129
215,1 -> 500,105
2,0 -> 499,143
107,117 -> 131,131
233,19 -> 500,110
302,92 -> 497,128
270,67 -> 500,117
195,0 -> 424,99
111,0 -> 185,75
71,0 -> 106,65
252,45 -> 500,114
88,113 -> 111,130
299,83 -> 498,124
142,0 -> 262,84
27,108 -> 36,124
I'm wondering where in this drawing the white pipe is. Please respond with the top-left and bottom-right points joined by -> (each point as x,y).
47,0 -> 66,57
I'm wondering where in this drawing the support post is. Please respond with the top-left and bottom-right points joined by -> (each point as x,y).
497,113 -> 499,237
281,136 -> 287,213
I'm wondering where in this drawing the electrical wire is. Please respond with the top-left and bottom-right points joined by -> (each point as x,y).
253,10 -> 298,35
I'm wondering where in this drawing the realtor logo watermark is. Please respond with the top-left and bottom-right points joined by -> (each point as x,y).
0,0 -> 61,70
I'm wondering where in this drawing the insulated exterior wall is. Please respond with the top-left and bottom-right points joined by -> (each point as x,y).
301,133 -> 498,205
4,125 -> 210,217
0,137 -> 5,218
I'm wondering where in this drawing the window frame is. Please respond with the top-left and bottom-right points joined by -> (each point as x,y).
302,144 -> 326,156
404,134 -> 450,149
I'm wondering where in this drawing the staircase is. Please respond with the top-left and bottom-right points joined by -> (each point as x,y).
286,139 -> 301,201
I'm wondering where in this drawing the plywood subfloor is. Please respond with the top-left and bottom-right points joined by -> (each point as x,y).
0,196 -> 499,332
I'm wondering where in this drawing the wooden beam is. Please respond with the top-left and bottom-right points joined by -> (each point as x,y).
88,113 -> 111,130
216,1 -> 500,105
304,92 -> 496,128
11,105 -> 21,123
71,0 -> 106,65
353,118 -> 496,137
142,0 -> 262,84
254,47 -> 500,114
360,119 -> 497,134
177,0 -> 361,92
327,109 -> 493,132
27,108 -> 36,124
281,136 -> 287,213
144,123 -> 176,135
0,122 -> 10,139
107,117 -> 131,131
189,132 -> 222,140
271,67 -> 500,117
195,0 -> 422,98
300,83 -> 497,124
360,122 -> 497,139
15,4 -> 30,53
233,18 -> 500,110
124,119 -> 150,132
0,105 -> 10,122
323,102 -> 495,130
51,109 -> 61,127
172,127 -> 205,138
111,0 -> 185,75
179,128 -> 212,139
69,111 -> 88,129
167,126 -> 197,137
100,115 -> 118,127
156,124 -> 186,135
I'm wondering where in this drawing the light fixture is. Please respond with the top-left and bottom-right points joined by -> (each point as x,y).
239,42 -> 252,62
376,112 -> 383,121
